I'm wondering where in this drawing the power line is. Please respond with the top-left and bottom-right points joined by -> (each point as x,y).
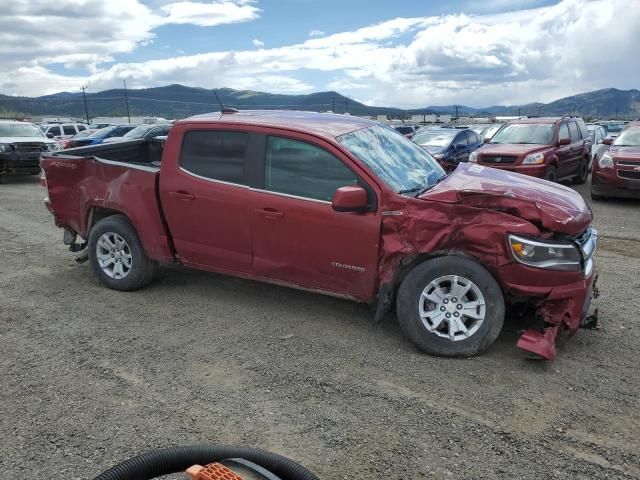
123,80 -> 131,123
80,85 -> 90,124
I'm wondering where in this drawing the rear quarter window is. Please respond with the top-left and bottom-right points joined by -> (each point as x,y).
180,130 -> 249,185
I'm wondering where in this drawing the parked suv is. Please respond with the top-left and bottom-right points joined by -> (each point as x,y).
591,121 -> 640,200
412,127 -> 483,172
0,120 -> 59,181
469,117 -> 592,183
41,123 -> 88,140
41,111 -> 598,360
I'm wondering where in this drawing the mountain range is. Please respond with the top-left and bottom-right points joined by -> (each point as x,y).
0,84 -> 638,120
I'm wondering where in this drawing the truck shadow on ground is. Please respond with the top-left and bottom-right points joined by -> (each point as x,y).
151,263 -> 545,365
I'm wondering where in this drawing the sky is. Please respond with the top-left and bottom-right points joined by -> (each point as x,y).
1,0 -> 639,108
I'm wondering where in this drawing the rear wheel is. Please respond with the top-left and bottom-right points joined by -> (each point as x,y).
573,158 -> 589,185
396,256 -> 505,357
88,215 -> 157,291
544,165 -> 558,182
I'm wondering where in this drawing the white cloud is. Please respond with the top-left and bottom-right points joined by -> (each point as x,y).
309,30 -> 325,37
1,0 -> 639,110
160,0 -> 260,27
252,38 -> 265,48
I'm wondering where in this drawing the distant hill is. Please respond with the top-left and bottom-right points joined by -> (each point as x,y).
0,84 -> 638,120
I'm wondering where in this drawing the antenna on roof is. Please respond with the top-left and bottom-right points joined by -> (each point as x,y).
213,90 -> 238,114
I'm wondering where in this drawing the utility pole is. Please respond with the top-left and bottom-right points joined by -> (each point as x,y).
345,98 -> 349,114
332,94 -> 335,113
596,107 -> 599,119
123,80 -> 131,123
518,107 -> 521,117
455,105 -> 459,123
81,85 -> 90,124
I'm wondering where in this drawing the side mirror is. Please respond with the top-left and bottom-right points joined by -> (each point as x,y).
46,132 -> 54,139
332,185 -> 368,212
602,137 -> 613,145
557,138 -> 571,146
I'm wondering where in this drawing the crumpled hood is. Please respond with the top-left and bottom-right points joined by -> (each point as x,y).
419,163 -> 592,235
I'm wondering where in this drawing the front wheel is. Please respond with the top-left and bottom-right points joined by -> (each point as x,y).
573,158 -> 589,185
544,165 -> 558,182
88,214 -> 157,291
396,257 -> 505,357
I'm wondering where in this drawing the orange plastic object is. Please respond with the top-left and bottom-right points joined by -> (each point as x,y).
186,463 -> 243,480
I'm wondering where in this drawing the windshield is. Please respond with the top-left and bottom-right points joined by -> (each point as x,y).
613,128 -> 640,146
88,126 -> 117,139
480,124 -> 502,139
605,123 -> 625,133
412,130 -> 456,147
337,124 -> 445,193
124,125 -> 153,138
0,123 -> 46,138
490,124 -> 554,145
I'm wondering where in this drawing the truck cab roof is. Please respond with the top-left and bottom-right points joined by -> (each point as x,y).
184,110 -> 376,140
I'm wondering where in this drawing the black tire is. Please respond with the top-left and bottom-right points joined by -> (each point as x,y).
88,214 -> 157,291
544,165 -> 558,182
573,157 -> 589,185
396,256 -> 505,357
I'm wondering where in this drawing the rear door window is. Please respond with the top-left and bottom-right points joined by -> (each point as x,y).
454,133 -> 468,147
47,126 -> 61,137
63,125 -> 76,135
264,136 -> 358,202
77,125 -> 86,131
558,123 -> 570,142
180,130 -> 248,185
465,131 -> 478,144
568,122 -> 581,142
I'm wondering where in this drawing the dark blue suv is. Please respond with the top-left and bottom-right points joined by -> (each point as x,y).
412,127 -> 483,172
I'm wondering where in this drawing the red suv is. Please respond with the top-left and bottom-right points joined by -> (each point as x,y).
469,117 -> 592,184
41,111 -> 598,360
591,121 -> 640,199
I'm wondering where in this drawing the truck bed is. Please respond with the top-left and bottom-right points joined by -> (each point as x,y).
53,138 -> 165,170
40,137 -> 175,262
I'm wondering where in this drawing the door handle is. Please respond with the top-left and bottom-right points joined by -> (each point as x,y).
256,207 -> 284,220
170,191 -> 195,201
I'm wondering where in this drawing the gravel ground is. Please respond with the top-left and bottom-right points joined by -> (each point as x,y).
1,175 -> 639,480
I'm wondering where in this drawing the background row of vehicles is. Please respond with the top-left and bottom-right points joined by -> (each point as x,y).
397,117 -> 638,200
39,122 -> 173,148
0,119 -> 173,182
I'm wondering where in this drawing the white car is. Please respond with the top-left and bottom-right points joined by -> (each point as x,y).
0,120 -> 59,181
41,123 -> 88,141
586,124 -> 610,170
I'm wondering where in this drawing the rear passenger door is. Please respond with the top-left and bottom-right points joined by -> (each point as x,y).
159,128 -> 257,273
567,121 -> 583,175
250,133 -> 381,299
556,122 -> 572,178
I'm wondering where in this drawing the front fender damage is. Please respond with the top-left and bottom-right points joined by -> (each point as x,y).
376,184 -> 596,360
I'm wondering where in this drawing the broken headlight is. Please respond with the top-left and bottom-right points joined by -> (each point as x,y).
508,234 -> 581,271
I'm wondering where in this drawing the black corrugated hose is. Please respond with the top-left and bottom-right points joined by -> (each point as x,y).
92,444 -> 320,480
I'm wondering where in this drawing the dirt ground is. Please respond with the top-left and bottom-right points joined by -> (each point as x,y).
1,175 -> 639,479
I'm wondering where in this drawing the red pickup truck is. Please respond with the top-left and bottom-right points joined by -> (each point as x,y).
41,111 -> 598,360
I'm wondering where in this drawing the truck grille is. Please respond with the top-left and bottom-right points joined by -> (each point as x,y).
481,155 -> 517,164
15,142 -> 47,153
618,170 -> 640,180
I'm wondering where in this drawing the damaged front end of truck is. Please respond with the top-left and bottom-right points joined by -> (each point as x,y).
376,163 -> 599,360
